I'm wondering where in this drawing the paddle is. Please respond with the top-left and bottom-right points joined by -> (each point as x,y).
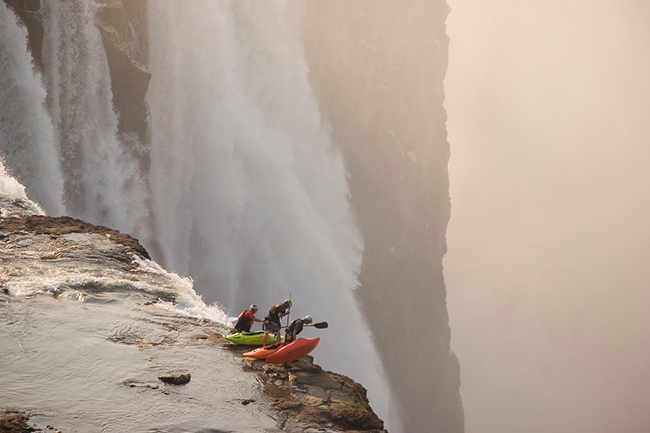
281,321 -> 328,329
286,289 -> 292,327
309,321 -> 328,329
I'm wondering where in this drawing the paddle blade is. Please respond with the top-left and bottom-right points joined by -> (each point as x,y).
312,321 -> 328,329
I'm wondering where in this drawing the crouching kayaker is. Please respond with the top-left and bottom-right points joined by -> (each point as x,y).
233,304 -> 263,333
262,299 -> 292,346
284,315 -> 313,344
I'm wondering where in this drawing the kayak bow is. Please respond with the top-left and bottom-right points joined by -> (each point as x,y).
266,337 -> 320,364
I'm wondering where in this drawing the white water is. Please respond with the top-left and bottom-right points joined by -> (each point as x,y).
0,2 -> 64,214
0,158 -> 45,219
147,1 -> 390,419
40,0 -> 148,236
0,159 -> 27,200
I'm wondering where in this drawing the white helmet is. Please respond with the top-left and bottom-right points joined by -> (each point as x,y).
304,315 -> 313,323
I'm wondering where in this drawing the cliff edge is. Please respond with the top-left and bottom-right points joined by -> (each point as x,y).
0,196 -> 386,432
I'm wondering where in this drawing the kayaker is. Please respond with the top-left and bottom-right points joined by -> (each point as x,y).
262,299 -> 292,346
284,315 -> 313,344
233,304 -> 263,333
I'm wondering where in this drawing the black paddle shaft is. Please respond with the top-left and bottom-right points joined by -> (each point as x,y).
280,321 -> 328,329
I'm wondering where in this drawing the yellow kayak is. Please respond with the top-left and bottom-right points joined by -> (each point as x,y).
223,331 -> 278,346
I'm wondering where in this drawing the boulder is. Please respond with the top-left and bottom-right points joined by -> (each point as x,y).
158,373 -> 191,385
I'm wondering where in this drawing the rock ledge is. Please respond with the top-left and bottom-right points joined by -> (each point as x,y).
0,215 -> 150,259
246,355 -> 387,433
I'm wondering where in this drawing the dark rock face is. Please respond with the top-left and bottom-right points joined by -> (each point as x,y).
96,0 -> 151,147
301,2 -> 464,432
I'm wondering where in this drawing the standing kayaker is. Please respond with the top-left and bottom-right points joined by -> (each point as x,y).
284,315 -> 313,344
262,299 -> 292,346
233,304 -> 263,333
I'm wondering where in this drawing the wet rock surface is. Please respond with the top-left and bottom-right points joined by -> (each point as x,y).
0,409 -> 35,433
0,197 -> 43,219
0,409 -> 63,433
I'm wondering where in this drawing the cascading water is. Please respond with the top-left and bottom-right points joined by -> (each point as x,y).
40,0 -> 148,236
0,0 -> 393,425
147,1 -> 390,419
0,2 -> 64,215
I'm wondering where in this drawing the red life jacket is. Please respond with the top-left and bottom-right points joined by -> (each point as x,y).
235,310 -> 255,331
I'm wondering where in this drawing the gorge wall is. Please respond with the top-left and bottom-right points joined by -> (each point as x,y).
301,2 -> 464,432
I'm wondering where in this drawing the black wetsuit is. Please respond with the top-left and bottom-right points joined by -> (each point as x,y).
284,318 -> 306,343
263,303 -> 287,331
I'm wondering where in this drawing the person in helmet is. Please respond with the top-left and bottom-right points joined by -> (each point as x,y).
262,299 -> 292,346
284,315 -> 313,344
233,304 -> 263,333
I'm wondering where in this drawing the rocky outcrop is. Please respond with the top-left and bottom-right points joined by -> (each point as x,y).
247,355 -> 386,433
0,409 -> 36,433
0,215 -> 150,259
204,335 -> 387,432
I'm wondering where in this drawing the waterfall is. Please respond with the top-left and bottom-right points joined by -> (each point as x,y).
1,0 -> 392,421
147,0 -> 390,415
0,2 -> 64,215
40,0 -> 148,235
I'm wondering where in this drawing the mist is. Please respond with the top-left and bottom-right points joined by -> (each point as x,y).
444,1 -> 650,432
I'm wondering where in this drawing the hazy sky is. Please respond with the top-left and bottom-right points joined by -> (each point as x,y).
444,1 -> 650,432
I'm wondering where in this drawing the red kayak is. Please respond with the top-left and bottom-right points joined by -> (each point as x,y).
266,337 -> 320,364
243,343 -> 284,360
